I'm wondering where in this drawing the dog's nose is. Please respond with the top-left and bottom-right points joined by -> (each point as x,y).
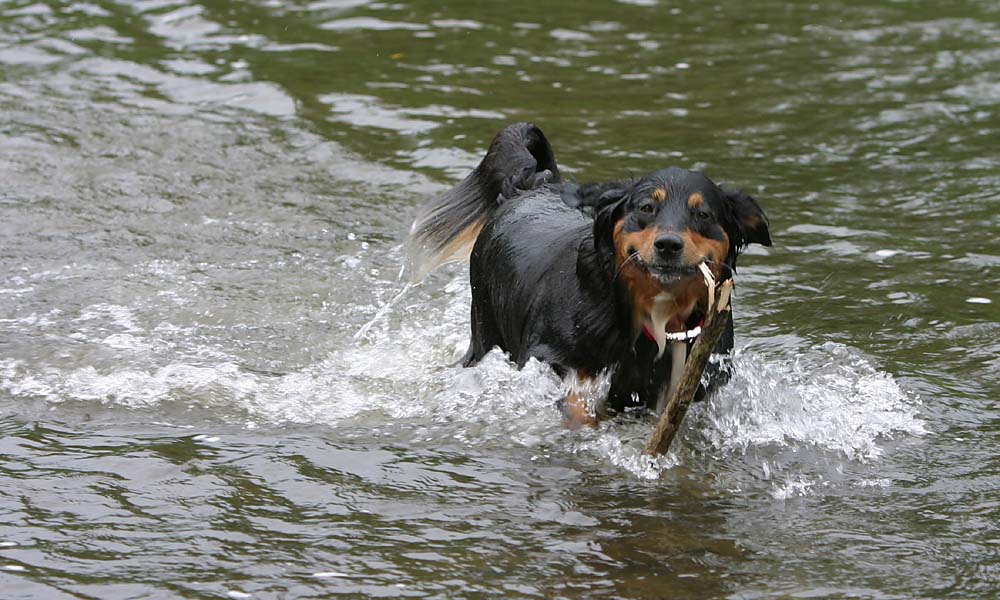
654,234 -> 684,256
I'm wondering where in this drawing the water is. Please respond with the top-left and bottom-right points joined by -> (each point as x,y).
1,0 -> 998,597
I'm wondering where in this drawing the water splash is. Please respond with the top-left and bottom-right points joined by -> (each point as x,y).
0,271 -> 924,481
354,281 -> 417,340
698,342 -> 926,462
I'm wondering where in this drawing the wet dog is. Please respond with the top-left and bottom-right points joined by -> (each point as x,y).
408,123 -> 771,425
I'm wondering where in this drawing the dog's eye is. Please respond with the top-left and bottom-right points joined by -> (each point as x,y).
694,209 -> 713,221
639,203 -> 655,215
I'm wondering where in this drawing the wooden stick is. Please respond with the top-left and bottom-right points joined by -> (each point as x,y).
643,276 -> 734,457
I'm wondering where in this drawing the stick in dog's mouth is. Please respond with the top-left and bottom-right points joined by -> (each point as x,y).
654,264 -> 720,416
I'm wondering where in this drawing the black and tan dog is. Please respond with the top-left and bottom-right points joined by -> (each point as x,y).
409,123 -> 771,426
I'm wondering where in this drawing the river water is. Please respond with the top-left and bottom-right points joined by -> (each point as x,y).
1,1 -> 998,598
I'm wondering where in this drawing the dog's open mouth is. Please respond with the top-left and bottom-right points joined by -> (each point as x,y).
620,249 -> 703,287
648,264 -> 699,285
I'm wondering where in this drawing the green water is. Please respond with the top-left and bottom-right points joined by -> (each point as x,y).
1,0 -> 998,598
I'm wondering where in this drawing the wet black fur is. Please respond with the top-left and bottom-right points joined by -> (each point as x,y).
410,123 -> 772,413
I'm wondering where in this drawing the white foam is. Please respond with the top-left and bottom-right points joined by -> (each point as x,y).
572,428 -> 679,480
0,272 -> 924,482
76,303 -> 140,332
0,360 -> 257,409
770,475 -> 817,500
699,342 -> 926,462
855,477 -> 892,488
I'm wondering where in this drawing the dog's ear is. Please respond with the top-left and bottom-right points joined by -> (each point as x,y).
722,187 -> 772,248
592,188 -> 630,276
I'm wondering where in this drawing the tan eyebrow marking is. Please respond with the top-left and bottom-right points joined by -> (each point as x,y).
651,188 -> 666,202
687,192 -> 704,208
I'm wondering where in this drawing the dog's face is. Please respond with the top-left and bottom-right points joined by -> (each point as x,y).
594,167 -> 771,324
613,168 -> 770,281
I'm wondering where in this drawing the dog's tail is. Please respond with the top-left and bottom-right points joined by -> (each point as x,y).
406,122 -> 560,280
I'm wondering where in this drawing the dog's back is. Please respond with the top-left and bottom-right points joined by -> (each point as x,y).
465,190 -> 620,372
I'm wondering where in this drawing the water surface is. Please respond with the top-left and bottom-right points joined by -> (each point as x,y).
1,0 -> 998,598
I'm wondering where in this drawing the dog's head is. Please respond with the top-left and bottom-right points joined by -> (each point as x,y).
594,168 -> 771,329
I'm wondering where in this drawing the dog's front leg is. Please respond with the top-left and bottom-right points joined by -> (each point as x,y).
560,370 -> 604,429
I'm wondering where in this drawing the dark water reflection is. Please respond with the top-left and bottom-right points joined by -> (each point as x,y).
1,0 -> 998,597
1,424 -> 751,598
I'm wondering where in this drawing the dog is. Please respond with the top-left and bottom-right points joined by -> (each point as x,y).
408,123 -> 771,426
